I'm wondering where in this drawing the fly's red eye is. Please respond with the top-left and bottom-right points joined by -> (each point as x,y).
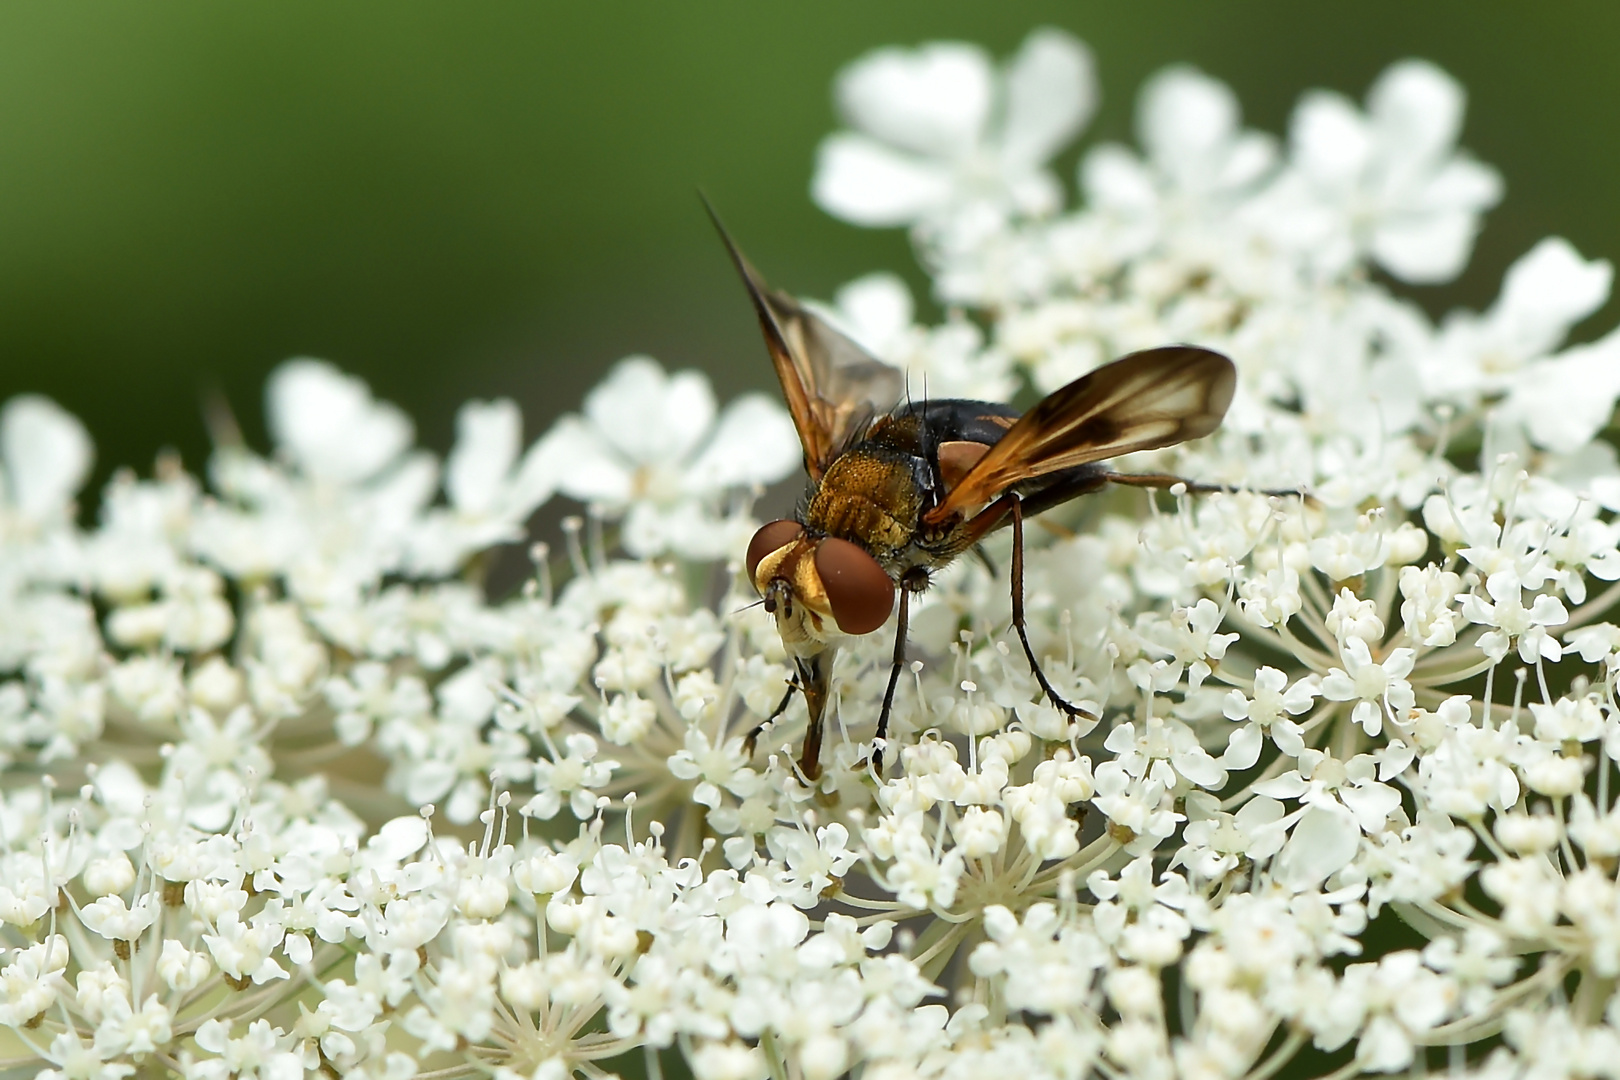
746,520 -> 804,582
814,537 -> 894,635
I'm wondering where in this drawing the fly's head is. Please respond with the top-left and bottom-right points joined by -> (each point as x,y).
745,520 -> 895,650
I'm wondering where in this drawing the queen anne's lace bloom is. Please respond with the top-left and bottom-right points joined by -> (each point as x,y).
7,25 -> 1620,1080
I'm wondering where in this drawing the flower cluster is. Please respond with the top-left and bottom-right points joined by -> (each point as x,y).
6,25 -> 1620,1080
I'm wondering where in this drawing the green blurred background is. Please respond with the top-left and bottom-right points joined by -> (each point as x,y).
0,3 -> 1615,496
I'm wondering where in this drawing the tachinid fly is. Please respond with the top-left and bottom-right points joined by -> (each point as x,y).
709,203 -> 1238,781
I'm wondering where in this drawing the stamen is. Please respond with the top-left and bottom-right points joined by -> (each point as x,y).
561,516 -> 590,579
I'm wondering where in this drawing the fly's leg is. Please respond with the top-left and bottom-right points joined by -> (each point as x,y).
744,682 -> 799,756
871,568 -> 927,776
969,543 -> 997,577
796,654 -> 832,782
1008,494 -> 1098,724
1106,471 -> 1307,501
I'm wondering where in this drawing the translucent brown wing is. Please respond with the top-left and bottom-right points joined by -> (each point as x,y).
925,346 -> 1236,523
706,202 -> 904,481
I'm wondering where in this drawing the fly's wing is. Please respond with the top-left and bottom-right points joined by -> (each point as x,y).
925,346 -> 1236,523
706,202 -> 904,480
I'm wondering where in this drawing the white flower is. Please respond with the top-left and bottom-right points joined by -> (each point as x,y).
7,28 -> 1620,1080
817,275 -> 1018,401
524,733 -> 616,820
549,356 -> 798,558
79,893 -> 158,944
1255,750 -> 1404,887
1459,587 -> 1568,663
406,399 -> 566,574
1301,951 -> 1454,1069
1222,667 -> 1318,767
814,28 -> 1095,228
1399,564 -> 1464,647
1422,927 -> 1515,1015
267,358 -> 415,487
666,724 -> 759,810
1083,65 -> 1276,229
1,394 -> 93,525
1175,792 -> 1288,880
1105,714 -> 1228,790
1252,59 -> 1502,282
1423,238 -> 1612,398
1320,637 -> 1416,737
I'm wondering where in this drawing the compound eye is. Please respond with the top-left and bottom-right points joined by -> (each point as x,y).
814,537 -> 895,635
746,520 -> 804,583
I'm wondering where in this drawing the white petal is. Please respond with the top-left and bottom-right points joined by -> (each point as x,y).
1251,772 -> 1309,800
812,134 -> 955,227
621,502 -> 677,559
283,932 -> 312,967
836,41 -> 992,160
0,395 -> 92,520
405,760 -> 456,807
358,451 -> 439,537
1138,65 -> 1237,182
1173,747 -> 1228,790
1290,91 -> 1372,189
1234,795 -> 1285,829
550,417 -> 633,505
584,356 -> 716,464
1222,724 -> 1262,770
1351,700 -> 1383,738
446,399 -> 520,515
1367,59 -> 1465,166
1371,209 -> 1477,284
832,274 -> 914,355
623,501 -> 732,561
1512,329 -> 1620,453
266,359 -> 413,485
504,426 -> 569,520
1273,802 -> 1360,889
1422,157 -> 1502,213
682,395 -> 802,495
1493,238 -> 1613,358
1217,131 -> 1279,190
1378,741 -> 1416,781
1272,721 -> 1306,758
1341,782 -> 1402,833
1356,1018 -> 1415,1073
999,27 -> 1096,169
1081,144 -> 1157,214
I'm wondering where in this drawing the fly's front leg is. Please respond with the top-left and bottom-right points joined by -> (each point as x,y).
872,567 -> 927,776
796,652 -> 835,782
1007,494 -> 1098,724
744,682 -> 799,756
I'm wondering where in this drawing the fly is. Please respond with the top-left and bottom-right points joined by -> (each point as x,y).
708,202 -> 1239,781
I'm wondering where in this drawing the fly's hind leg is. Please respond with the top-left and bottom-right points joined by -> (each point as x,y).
1007,494 -> 1098,725
1105,471 -> 1308,501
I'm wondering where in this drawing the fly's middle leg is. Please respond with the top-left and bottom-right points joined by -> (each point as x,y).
871,567 -> 927,776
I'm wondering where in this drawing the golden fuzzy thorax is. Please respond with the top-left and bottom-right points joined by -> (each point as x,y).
803,444 -> 926,569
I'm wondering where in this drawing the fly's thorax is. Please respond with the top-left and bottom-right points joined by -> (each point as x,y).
803,446 -> 929,565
